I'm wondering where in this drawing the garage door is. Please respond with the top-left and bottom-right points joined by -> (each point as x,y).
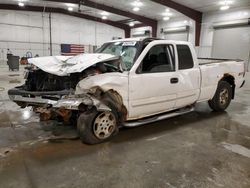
212,26 -> 250,67
164,32 -> 189,41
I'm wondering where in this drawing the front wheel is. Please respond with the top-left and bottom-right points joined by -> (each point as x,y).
77,109 -> 118,145
208,81 -> 232,112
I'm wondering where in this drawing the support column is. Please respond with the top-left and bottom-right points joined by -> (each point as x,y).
151,22 -> 158,38
125,28 -> 131,38
195,21 -> 202,46
49,12 -> 53,56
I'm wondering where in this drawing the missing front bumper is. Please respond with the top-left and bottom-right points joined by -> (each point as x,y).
9,93 -> 111,112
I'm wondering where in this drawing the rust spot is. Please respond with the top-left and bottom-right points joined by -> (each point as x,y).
36,108 -> 53,121
55,108 -> 72,123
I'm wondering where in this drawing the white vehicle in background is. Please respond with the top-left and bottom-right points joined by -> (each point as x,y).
8,38 -> 246,144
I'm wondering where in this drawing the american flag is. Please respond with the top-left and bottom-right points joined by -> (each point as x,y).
61,44 -> 85,56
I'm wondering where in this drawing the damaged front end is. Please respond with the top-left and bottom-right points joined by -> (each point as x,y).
9,86 -> 114,123
8,53 -> 125,123
35,94 -> 112,123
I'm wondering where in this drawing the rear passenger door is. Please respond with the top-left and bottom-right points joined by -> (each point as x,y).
128,42 -> 178,119
175,44 -> 200,108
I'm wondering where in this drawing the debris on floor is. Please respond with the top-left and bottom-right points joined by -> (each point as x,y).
0,147 -> 16,158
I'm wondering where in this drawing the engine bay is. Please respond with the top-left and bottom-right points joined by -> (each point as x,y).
23,60 -> 122,92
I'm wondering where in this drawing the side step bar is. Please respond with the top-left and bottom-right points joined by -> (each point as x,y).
123,107 -> 194,127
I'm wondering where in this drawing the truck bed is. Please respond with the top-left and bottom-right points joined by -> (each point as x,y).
197,58 -> 245,102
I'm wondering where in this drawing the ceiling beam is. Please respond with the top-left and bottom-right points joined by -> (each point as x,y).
150,0 -> 202,22
0,3 -> 130,37
43,0 -> 158,37
131,23 -> 148,29
44,0 -> 158,26
150,0 -> 202,46
116,19 -> 136,24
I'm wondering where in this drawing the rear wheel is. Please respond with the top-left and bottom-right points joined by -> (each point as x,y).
77,109 -> 118,145
208,81 -> 232,112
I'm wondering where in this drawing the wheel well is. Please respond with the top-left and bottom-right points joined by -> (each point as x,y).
220,74 -> 235,99
87,86 -> 128,122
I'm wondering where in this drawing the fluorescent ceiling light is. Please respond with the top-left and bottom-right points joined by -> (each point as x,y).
100,11 -> 109,16
165,8 -> 170,12
129,22 -> 135,27
68,7 -> 73,11
65,3 -> 76,7
220,5 -> 230,10
219,0 -> 233,5
131,1 -> 143,7
102,16 -> 107,20
163,17 -> 170,21
162,12 -> 173,16
133,7 -> 140,12
18,2 -> 25,7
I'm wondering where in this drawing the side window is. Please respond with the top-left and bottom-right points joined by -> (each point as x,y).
177,45 -> 194,70
140,44 -> 175,73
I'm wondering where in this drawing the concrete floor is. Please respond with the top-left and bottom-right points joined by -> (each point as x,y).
0,65 -> 250,188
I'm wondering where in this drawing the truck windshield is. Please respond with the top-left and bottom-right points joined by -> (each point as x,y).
96,41 -> 139,71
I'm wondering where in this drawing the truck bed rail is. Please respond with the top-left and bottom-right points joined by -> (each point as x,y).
198,57 -> 243,65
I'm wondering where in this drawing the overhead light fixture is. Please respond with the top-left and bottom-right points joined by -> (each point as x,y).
220,5 -> 230,10
129,22 -> 135,27
100,11 -> 109,16
68,7 -> 73,11
66,2 -> 75,11
65,3 -> 76,7
162,12 -> 173,16
18,2 -> 25,7
131,0 -> 143,7
165,8 -> 170,12
102,16 -> 107,20
163,17 -> 170,21
133,7 -> 140,12
219,0 -> 232,10
219,0 -> 233,5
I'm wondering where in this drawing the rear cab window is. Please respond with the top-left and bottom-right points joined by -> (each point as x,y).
177,45 -> 194,70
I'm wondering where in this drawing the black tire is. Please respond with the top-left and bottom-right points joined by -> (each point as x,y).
208,81 -> 232,112
77,108 -> 119,145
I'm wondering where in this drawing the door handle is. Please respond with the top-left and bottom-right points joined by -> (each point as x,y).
170,78 -> 179,84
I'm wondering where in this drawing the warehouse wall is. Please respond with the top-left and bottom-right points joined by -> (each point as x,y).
0,10 -> 124,62
156,6 -> 250,59
199,7 -> 250,58
131,26 -> 152,37
157,17 -> 196,45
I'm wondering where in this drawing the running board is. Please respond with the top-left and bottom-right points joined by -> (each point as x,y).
123,107 -> 194,127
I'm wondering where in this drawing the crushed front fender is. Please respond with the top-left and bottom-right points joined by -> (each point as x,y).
53,94 -> 111,112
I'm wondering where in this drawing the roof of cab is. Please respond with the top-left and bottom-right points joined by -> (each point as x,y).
107,37 -> 147,43
107,37 -> 192,46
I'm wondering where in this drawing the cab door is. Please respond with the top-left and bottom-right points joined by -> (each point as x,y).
174,44 -> 200,108
128,42 -> 178,120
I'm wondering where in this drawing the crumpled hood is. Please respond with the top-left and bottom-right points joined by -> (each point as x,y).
28,53 -> 118,76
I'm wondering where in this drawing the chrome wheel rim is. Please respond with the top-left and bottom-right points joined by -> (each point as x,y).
219,88 -> 229,106
93,112 -> 116,139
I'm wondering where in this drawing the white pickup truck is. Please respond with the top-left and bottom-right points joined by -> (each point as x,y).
8,38 -> 246,144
